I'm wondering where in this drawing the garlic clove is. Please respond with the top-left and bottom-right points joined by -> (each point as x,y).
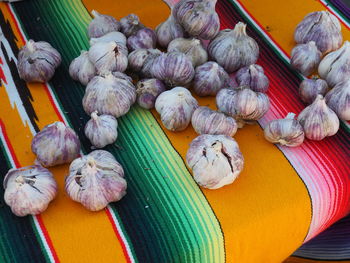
155,87 -> 198,131
208,22 -> 259,73
4,165 -> 58,216
264,113 -> 305,147
186,134 -> 244,189
69,50 -> 96,86
136,78 -> 166,109
88,10 -> 121,38
128,48 -> 162,76
299,77 -> 329,104
89,31 -> 127,46
191,106 -> 238,136
84,111 -> 118,148
297,95 -> 339,140
127,28 -> 157,52
65,150 -> 127,211
291,41 -> 322,76
235,64 -> 269,93
31,121 -> 81,167
120,14 -> 145,37
325,79 -> 350,120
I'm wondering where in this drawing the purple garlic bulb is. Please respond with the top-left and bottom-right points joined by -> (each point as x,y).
193,62 -> 230,96
127,28 -> 157,51
325,78 -> 350,121
69,50 -> 96,85
291,41 -> 322,76
299,77 -> 329,104
235,64 -> 269,93
120,14 -> 145,37
136,78 -> 166,109
31,122 -> 81,167
128,48 -> 162,77
17,40 -> 61,83
88,10 -> 121,38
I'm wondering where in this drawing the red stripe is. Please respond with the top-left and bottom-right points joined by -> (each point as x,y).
5,4 -> 25,43
0,119 -> 20,167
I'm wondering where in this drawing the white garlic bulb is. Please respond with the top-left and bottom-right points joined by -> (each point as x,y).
235,64 -> 269,93
155,87 -> 198,131
128,48 -> 162,77
325,79 -> 350,120
299,77 -> 329,104
264,113 -> 305,147
208,22 -> 259,73
89,31 -> 127,46
83,73 -> 136,118
88,10 -> 121,38
167,38 -> 208,67
120,14 -> 145,37
17,40 -> 61,83
291,41 -> 322,76
298,95 -> 339,140
136,78 -> 166,109
65,150 -> 127,211
318,41 -> 350,87
88,41 -> 128,74
84,111 -> 118,148
4,165 -> 57,216
191,106 -> 237,136
69,50 -> 96,85
186,134 -> 244,189
31,122 -> 81,167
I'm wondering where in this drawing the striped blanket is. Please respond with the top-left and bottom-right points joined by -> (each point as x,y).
0,0 -> 349,262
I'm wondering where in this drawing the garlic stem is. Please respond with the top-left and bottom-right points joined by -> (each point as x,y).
285,112 -> 296,119
91,10 -> 100,18
233,22 -> 247,36
91,111 -> 99,121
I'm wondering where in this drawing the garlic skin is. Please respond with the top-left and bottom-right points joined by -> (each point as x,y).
31,122 -> 81,167
174,0 -> 220,40
155,87 -> 198,131
17,40 -> 61,83
208,22 -> 259,73
128,48 -> 162,76
318,41 -> 350,87
84,112 -> 118,148
83,73 -> 136,118
297,95 -> 339,140
191,106 -> 237,136
4,165 -> 57,217
69,51 -> 96,85
120,14 -> 145,37
89,31 -> 127,46
299,77 -> 329,104
88,10 -> 121,38
65,150 -> 127,211
186,134 -> 244,189
235,64 -> 269,93
294,11 -> 342,53
127,28 -> 157,51
193,62 -> 230,96
167,38 -> 208,67
152,52 -> 195,87
290,42 -> 322,76
216,87 -> 270,127
264,113 -> 305,147
325,79 -> 350,120
136,79 -> 166,109
89,41 -> 128,74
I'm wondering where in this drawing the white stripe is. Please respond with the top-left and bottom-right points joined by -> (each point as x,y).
32,217 -> 56,263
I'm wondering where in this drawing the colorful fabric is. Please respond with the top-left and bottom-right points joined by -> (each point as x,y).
0,0 -> 348,262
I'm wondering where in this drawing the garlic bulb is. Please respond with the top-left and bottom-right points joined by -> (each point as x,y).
299,77 -> 328,104
128,48 -> 162,76
191,106 -> 237,136
88,41 -> 128,74
155,87 -> 198,131
216,87 -> 270,127
186,134 -> 244,189
318,41 -> 350,87
325,79 -> 350,120
120,14 -> 145,37
136,78 -> 166,109
208,22 -> 259,73
294,11 -> 342,53
152,52 -> 195,87
65,150 -> 127,211
4,165 -> 58,216
69,51 -> 96,85
17,40 -> 61,83
174,0 -> 220,40
290,42 -> 322,76
193,62 -> 230,96
88,10 -> 121,38
84,112 -> 118,148
83,73 -> 136,118
127,28 -> 157,51
89,31 -> 127,46
112,71 -> 133,82
297,95 -> 339,140
31,122 -> 81,167
235,64 -> 269,93
264,113 -> 305,147
167,38 -> 208,67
